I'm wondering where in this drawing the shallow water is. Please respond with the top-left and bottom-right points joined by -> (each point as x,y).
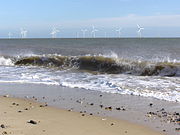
0,38 -> 179,102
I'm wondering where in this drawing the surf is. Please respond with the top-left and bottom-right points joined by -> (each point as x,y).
13,55 -> 180,77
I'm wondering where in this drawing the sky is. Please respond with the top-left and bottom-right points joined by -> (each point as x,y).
0,0 -> 180,38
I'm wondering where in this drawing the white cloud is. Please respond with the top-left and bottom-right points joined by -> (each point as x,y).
60,14 -> 180,28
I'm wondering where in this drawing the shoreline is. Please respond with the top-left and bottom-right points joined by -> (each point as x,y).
0,96 -> 163,135
0,83 -> 179,135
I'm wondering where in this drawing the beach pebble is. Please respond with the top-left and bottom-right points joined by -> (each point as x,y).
105,106 -> 112,111
174,112 -> 179,116
149,103 -> 153,107
27,120 -> 37,124
2,131 -> 7,135
102,118 -> 107,121
111,123 -> 114,126
99,105 -> 103,108
39,105 -> 45,107
0,124 -> 5,128
3,95 -> 9,97
122,108 -> 126,111
12,102 -> 16,105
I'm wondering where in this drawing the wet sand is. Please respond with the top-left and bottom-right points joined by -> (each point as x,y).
0,96 -> 163,135
0,83 -> 179,135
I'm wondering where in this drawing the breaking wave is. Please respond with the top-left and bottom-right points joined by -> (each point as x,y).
13,55 -> 180,77
0,56 -> 14,66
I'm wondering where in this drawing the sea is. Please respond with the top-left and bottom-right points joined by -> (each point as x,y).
0,38 -> 179,102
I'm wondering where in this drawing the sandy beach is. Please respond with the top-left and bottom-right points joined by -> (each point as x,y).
0,96 -> 163,135
0,83 -> 179,135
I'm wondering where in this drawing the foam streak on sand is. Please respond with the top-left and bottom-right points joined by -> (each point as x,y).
0,96 -> 162,135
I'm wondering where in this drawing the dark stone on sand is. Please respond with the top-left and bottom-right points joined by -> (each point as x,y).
160,108 -> 165,111
11,102 -> 19,106
111,123 -> 114,126
0,124 -> 5,128
90,113 -> 93,115
99,95 -> 102,97
2,131 -> 7,134
27,120 -> 37,125
122,108 -> 126,111
174,112 -> 179,116
24,108 -> 29,110
147,112 -> 157,115
163,129 -> 166,132
149,103 -> 153,107
90,103 -> 94,106
39,104 -> 47,107
105,106 -> 112,110
18,110 -> 22,113
116,107 -> 121,110
82,114 -> 85,116
99,105 -> 103,108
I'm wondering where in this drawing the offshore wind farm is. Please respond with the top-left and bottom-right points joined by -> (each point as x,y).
2,24 -> 146,39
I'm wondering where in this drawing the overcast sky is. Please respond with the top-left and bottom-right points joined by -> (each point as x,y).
0,0 -> 180,38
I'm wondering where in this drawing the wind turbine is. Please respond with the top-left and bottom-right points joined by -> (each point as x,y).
20,28 -> 28,38
81,29 -> 87,38
8,32 -> 12,39
91,25 -> 98,38
116,28 -> 122,38
50,27 -> 60,38
137,24 -> 144,38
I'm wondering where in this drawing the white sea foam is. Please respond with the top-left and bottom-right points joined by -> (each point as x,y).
0,56 -> 13,66
0,61 -> 179,102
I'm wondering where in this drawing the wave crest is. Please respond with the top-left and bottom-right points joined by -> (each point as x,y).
0,56 -> 14,66
14,55 -> 180,77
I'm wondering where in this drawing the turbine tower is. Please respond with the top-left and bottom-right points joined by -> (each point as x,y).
81,29 -> 87,38
50,27 -> 60,38
20,28 -> 28,38
137,24 -> 144,38
8,32 -> 12,39
91,25 -> 98,38
116,28 -> 122,38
